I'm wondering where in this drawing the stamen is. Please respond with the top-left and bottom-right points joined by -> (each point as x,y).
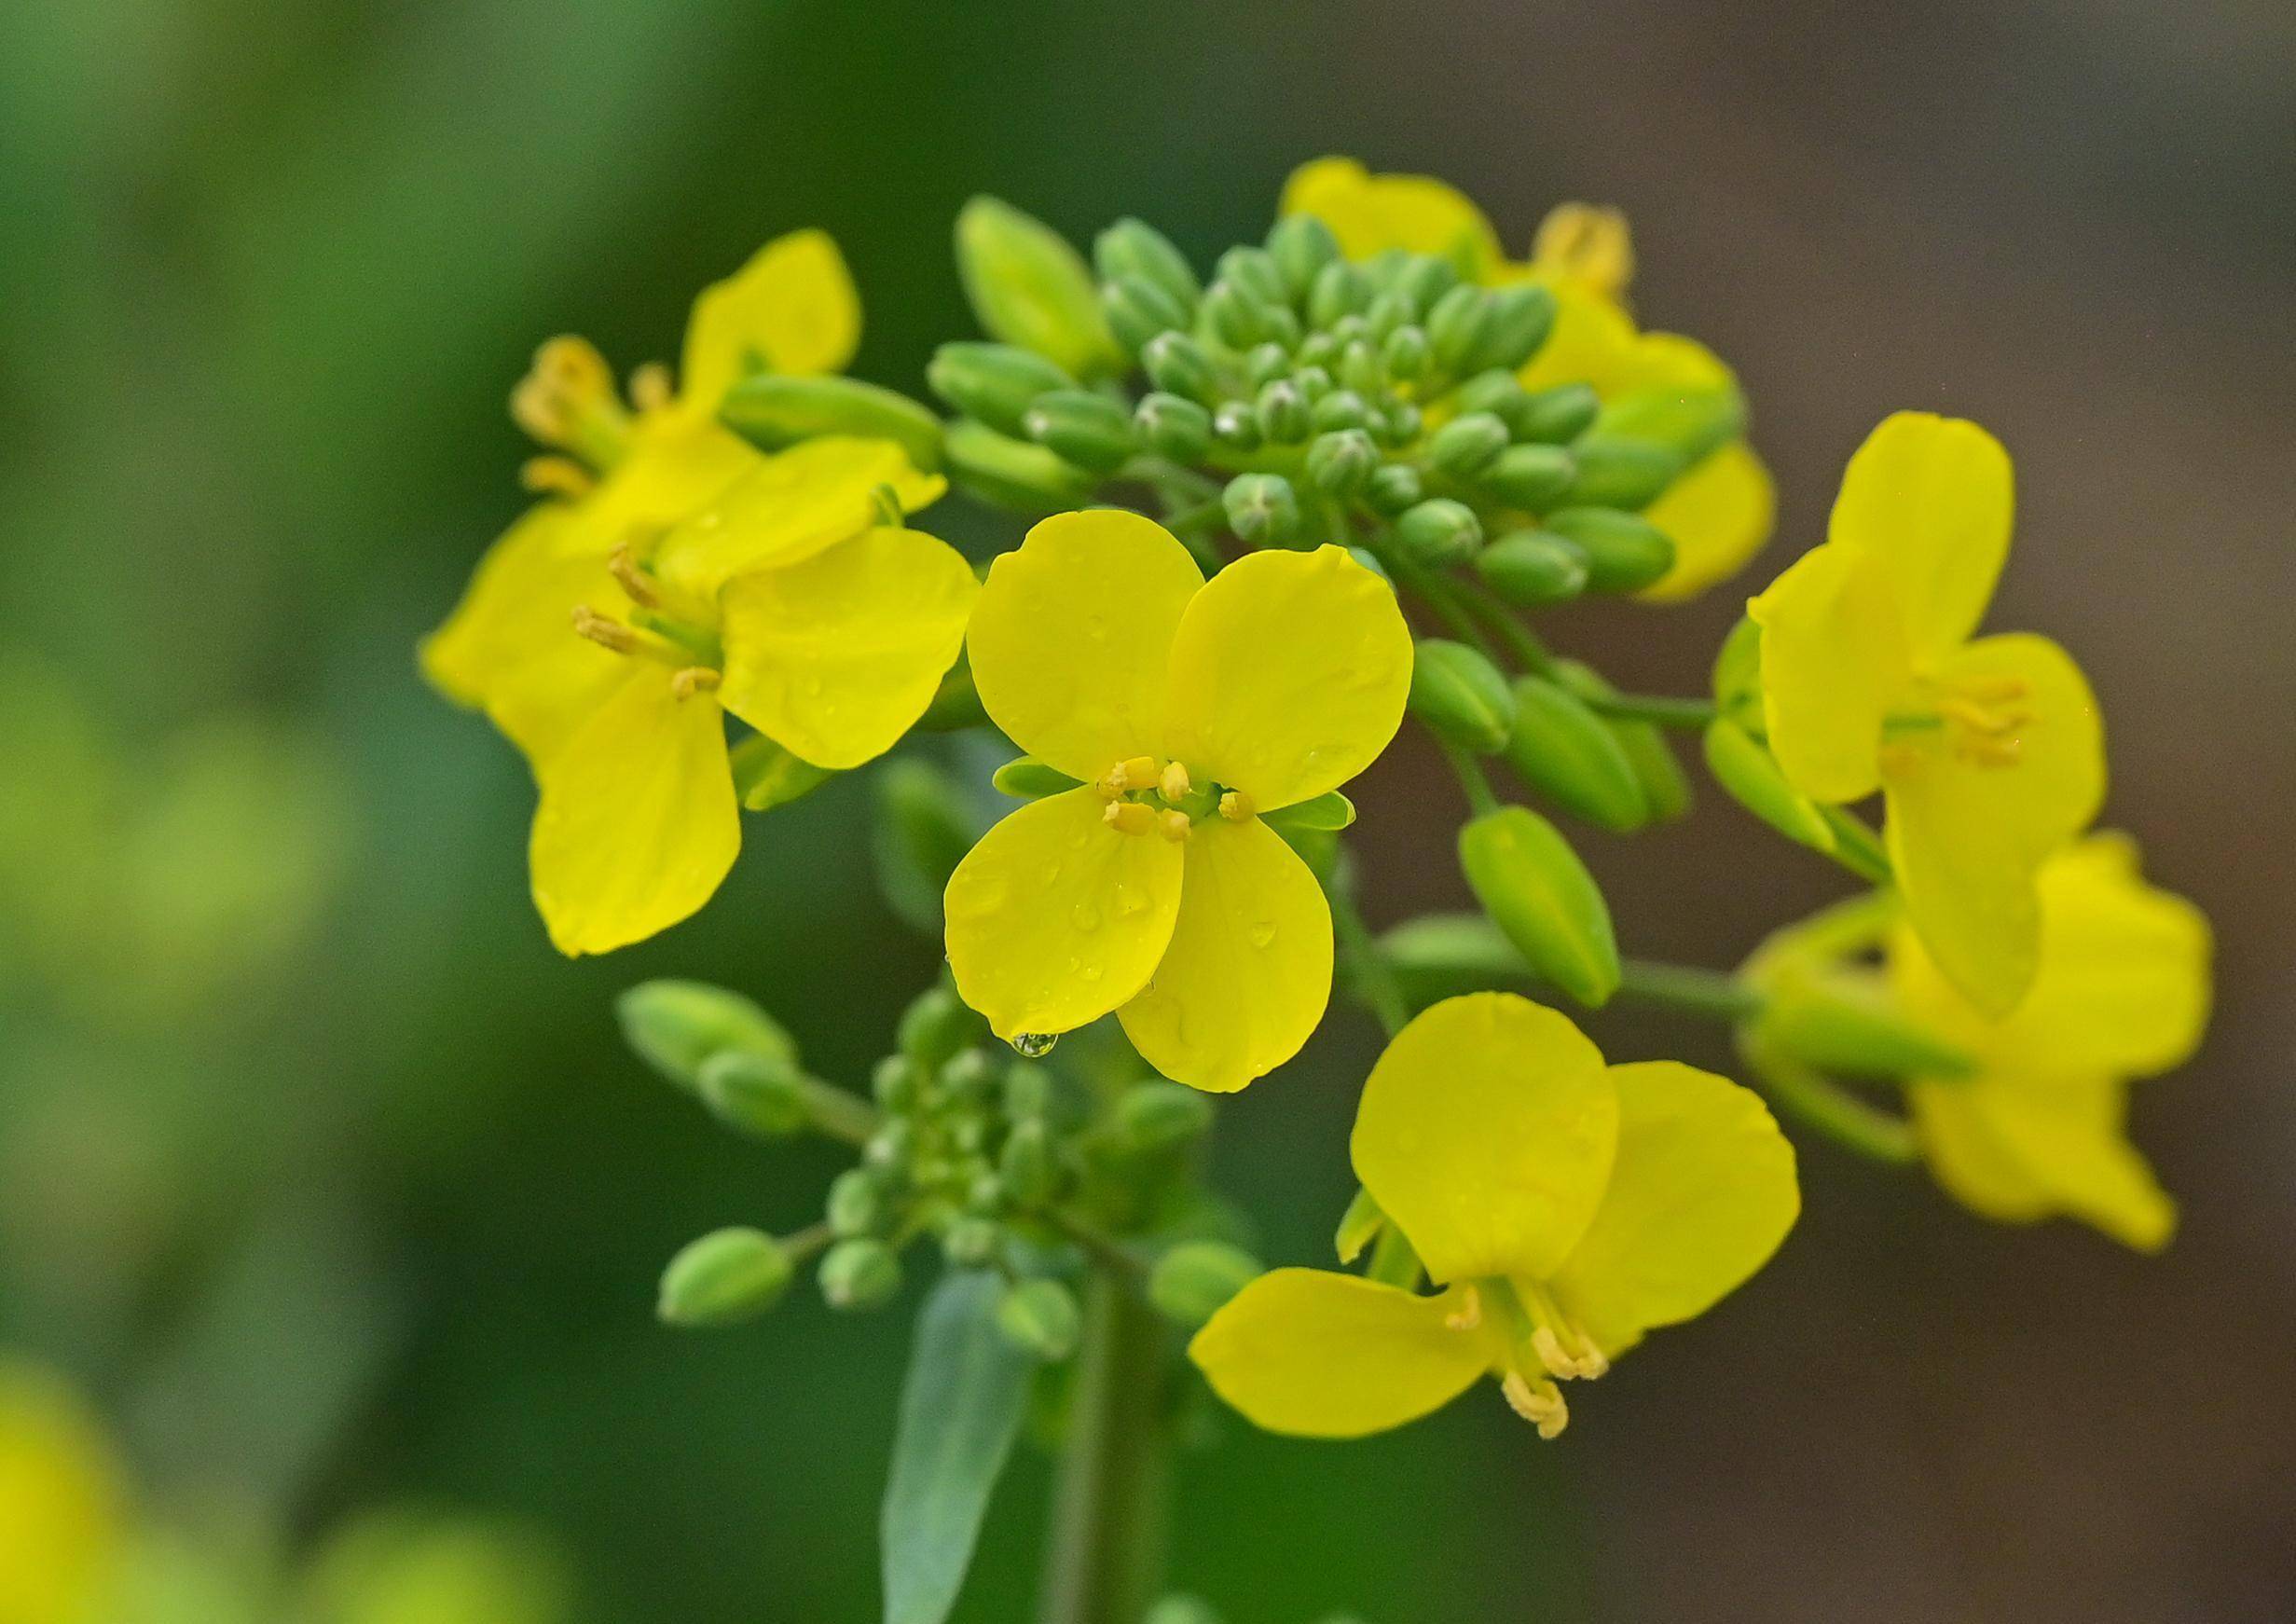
670,667 -> 722,699
1104,802 -> 1155,836
511,335 -> 632,466
520,455 -> 595,499
1116,755 -> 1159,792
627,362 -> 674,414
1217,790 -> 1255,821
608,543 -> 660,609
1939,697 -> 2020,736
1159,761 -> 1192,803
1533,202 -> 1634,301
1500,1370 -> 1570,1439
571,605 -> 639,654
1157,809 -> 1192,843
1445,1284 -> 1483,1332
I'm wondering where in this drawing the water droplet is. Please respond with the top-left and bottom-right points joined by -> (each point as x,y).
1079,964 -> 1103,983
1011,1032 -> 1059,1058
1115,884 -> 1148,917
1070,900 -> 1102,930
1247,920 -> 1277,948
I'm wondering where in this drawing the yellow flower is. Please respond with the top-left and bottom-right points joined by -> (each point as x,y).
421,230 -> 973,957
1749,412 -> 2105,1013
1189,994 -> 1798,1438
1890,834 -> 2209,1250
942,510 -> 1412,1092
1280,157 -> 1775,601
0,1359 -> 125,1624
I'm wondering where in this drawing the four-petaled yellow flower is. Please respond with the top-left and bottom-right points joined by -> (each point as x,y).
1890,833 -> 2209,1251
0,1358 -> 124,1624
1190,993 -> 1799,1438
1281,157 -> 1776,602
421,232 -> 976,956
942,510 -> 1413,1092
1750,411 -> 2105,1013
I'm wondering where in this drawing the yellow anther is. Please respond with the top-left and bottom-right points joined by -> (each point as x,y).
1940,697 -> 2021,736
669,667 -> 722,699
512,335 -> 632,464
1500,1370 -> 1569,1440
608,542 -> 660,609
1533,202 -> 1635,301
1158,809 -> 1193,843
519,454 -> 596,499
1117,755 -> 1160,791
1159,761 -> 1192,803
571,605 -> 639,654
1445,1284 -> 1484,1332
1104,801 -> 1156,836
1957,736 -> 2025,768
627,361 -> 674,414
1217,790 -> 1255,821
1531,1325 -> 1610,1382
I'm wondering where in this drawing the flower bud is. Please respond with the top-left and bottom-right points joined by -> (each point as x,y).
1757,974 -> 1976,1082
1425,283 -> 1492,376
1023,389 -> 1137,474
955,196 -> 1121,378
997,1277 -> 1082,1359
1265,213 -> 1341,300
1146,1598 -> 1225,1624
828,1167 -> 889,1237
1472,283 -> 1559,373
1210,404 -> 1262,453
997,1118 -> 1057,1204
1304,428 -> 1378,498
1380,324 -> 1431,383
719,373 -> 943,471
696,1050 -> 811,1138
658,1228 -> 792,1327
1363,462 -> 1423,516
1459,806 -> 1619,1007
1336,337 -> 1385,396
1288,364 -> 1332,403
1506,381 -> 1602,445
872,1054 -> 919,1110
1475,529 -> 1588,606
943,419 -> 1095,512
926,342 -> 1072,438
1223,474 -> 1299,546
942,1216 -> 1002,1267
1409,640 -> 1516,754
1473,444 -> 1576,510
940,1048 -> 998,1104
1363,290 -> 1413,340
1134,392 -> 1213,464
1373,400 -> 1422,448
1309,388 -> 1372,433
1450,369 -> 1526,418
819,1238 -> 903,1311
865,1117 -> 916,1169
617,981 -> 795,1094
1248,380 -> 1304,445
1148,1241 -> 1262,1328
898,984 -> 991,1076
1001,1062 -> 1054,1122
1215,245 -> 1287,308
1556,437 -> 1687,511
873,758 -> 975,933
1544,507 -> 1676,593
1103,274 -> 1192,357
1426,411 -> 1509,477
1199,280 -> 1273,350
1307,259 -> 1373,328
1502,677 -> 1649,832
1598,384 -> 1744,467
1093,218 -> 1201,310
1550,659 -> 1691,822
1140,331 -> 1218,404
1711,615 -> 1764,729
1701,719 -> 1835,854
1242,342 -> 1291,387
1116,1080 -> 1215,1153
1394,498 -> 1482,567
1394,255 -> 1459,315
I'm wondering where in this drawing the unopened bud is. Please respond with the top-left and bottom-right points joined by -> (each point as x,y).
926,342 -> 1072,438
1544,506 -> 1676,593
1394,498 -> 1482,567
943,419 -> 1095,512
1475,529 -> 1589,606
1711,615 -> 1765,730
1551,659 -> 1692,822
956,196 -> 1121,378
818,1238 -> 902,1311
940,1049 -> 998,1104
1148,1241 -> 1262,1328
719,373 -> 942,471
1223,474 -> 1299,546
1127,392 -> 1210,465
1023,389 -> 1137,474
697,1050 -> 811,1138
1363,462 -> 1423,516
1210,403 -> 1262,453
617,981 -> 795,1094
1426,411 -> 1510,477
1140,331 -> 1218,404
658,1228 -> 792,1327
898,984 -> 992,1076
1093,219 -> 1201,310
1557,437 -> 1687,512
1215,245 -> 1287,308
1002,1063 -> 1054,1122
828,1167 -> 888,1238
1597,384 -> 1744,467
942,1216 -> 1002,1268
1758,971 -> 1977,1081
1409,640 -> 1517,754
1424,283 -> 1492,377
1395,255 -> 1459,315
1380,323 -> 1431,382
1506,381 -> 1602,445
997,1277 -> 1082,1359
1305,429 -> 1378,498
1199,280 -> 1273,350
1373,400 -> 1423,448
1117,1080 -> 1216,1152
1310,388 -> 1372,433
997,1118 -> 1057,1204
1265,213 -> 1341,300
1254,379 -> 1311,445
1502,677 -> 1649,833
1307,259 -> 1373,328
1459,806 -> 1619,1007
1243,342 -> 1292,388
1103,274 -> 1191,358
872,1054 -> 920,1111
1702,719 -> 1835,854
1474,444 -> 1577,511
1472,283 -> 1559,374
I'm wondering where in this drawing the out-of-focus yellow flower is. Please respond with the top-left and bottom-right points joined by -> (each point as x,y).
1751,412 -> 2105,1014
943,510 -> 1411,1092
0,1360 -> 125,1624
1890,834 -> 2209,1250
1280,158 -> 1775,601
1189,994 -> 1797,1437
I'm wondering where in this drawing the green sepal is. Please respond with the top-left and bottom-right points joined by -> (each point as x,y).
1543,506 -> 1676,593
729,732 -> 837,812
1475,529 -> 1588,606
1408,639 -> 1515,753
719,373 -> 944,471
942,419 -> 1096,513
1333,1186 -> 1385,1265
925,342 -> 1073,438
1501,675 -> 1649,832
1554,437 -> 1686,512
1701,719 -> 1835,854
1756,970 -> 1978,1082
657,1228 -> 793,1328
1594,383 -> 1745,468
1262,789 -> 1355,833
955,196 -> 1122,378
1458,805 -> 1619,1007
992,756 -> 1082,799
617,980 -> 796,1093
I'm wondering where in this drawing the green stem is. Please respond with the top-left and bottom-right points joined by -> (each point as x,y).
1037,1275 -> 1171,1624
1583,692 -> 1716,730
1744,1041 -> 1921,1164
1455,578 -> 1559,676
1325,873 -> 1410,1039
798,1080 -> 880,1147
1820,805 -> 1893,885
1613,958 -> 1763,1023
1437,741 -> 1504,819
1386,553 -> 1499,658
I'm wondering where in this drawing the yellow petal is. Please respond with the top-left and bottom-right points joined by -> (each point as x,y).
1748,541 -> 1912,803
1911,1075 -> 2175,1251
1160,545 -> 1411,810
1636,439 -> 1776,604
529,668 -> 739,957
1883,634 -> 2105,1015
680,228 -> 861,406
965,509 -> 1203,782
943,787 -> 1185,1041
1189,1269 -> 1492,1439
1517,280 -> 1642,394
1828,412 -> 2014,659
421,504 -> 605,709
650,437 -> 945,601
1279,157 -> 1504,275
1546,1062 -> 1799,1355
551,411 -> 764,560
1351,993 -> 1618,1285
1116,815 -> 1332,1093
717,526 -> 977,769
0,1360 -> 126,1624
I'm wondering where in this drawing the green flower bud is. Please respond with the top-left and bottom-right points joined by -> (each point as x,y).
1288,364 -> 1332,402
1426,411 -> 1510,477
1506,381 -> 1602,444
873,757 -> 975,933
1266,213 -> 1341,300
1470,283 -> 1559,374
1394,498 -> 1482,567
1409,639 -> 1517,753
1093,218 -> 1201,310
719,373 -> 943,471
1304,428 -> 1378,498
1148,1241 -> 1263,1328
696,1050 -> 811,1138
1199,280 -> 1271,350
1394,255 -> 1460,316
828,1167 -> 888,1237
943,419 -> 1096,512
1243,342 -> 1292,388
658,1228 -> 792,1328
1502,677 -> 1649,833
1702,719 -> 1835,854
1215,246 -> 1287,308
1475,529 -> 1589,606
1336,337 -> 1385,396
1023,389 -> 1137,475
1116,1080 -> 1215,1154
1102,273 -> 1191,357
1380,323 -> 1431,382
1134,392 -> 1213,463
1557,436 -> 1687,511
955,196 -> 1121,378
926,342 -> 1072,438
991,756 -> 1079,800
942,1216 -> 1002,1268
1307,259 -> 1373,328
1296,332 -> 1339,368
865,1117 -> 916,1170
617,981 -> 795,1094
1363,290 -> 1414,341
1146,1598 -> 1225,1624
898,984 -> 991,1076
997,1118 -> 1056,1205
1223,474 -> 1299,546
872,1054 -> 919,1110
1459,805 -> 1619,1007
1364,462 -> 1424,516
1001,1062 -> 1054,1122
1254,379 -> 1310,444
1597,384 -> 1744,467
1544,507 -> 1676,593
1451,369 -> 1528,419
1711,615 -> 1765,729
1474,444 -> 1577,510
1550,659 -> 1692,821
1311,387 -> 1372,434
997,1277 -> 1082,1360
939,1048 -> 997,1103
1140,331 -> 1218,404
1424,283 -> 1492,377
1210,404 -> 1262,453
818,1238 -> 902,1311
1373,400 -> 1423,448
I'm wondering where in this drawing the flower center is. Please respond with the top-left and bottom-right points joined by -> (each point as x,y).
1461,1277 -> 1610,1439
1888,671 -> 2034,769
1093,755 -> 1254,843
569,541 -> 724,697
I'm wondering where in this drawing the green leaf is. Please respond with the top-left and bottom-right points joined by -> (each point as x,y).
881,1272 -> 1038,1624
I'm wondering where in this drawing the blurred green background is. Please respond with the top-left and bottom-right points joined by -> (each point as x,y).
3,0 -> 2290,1618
